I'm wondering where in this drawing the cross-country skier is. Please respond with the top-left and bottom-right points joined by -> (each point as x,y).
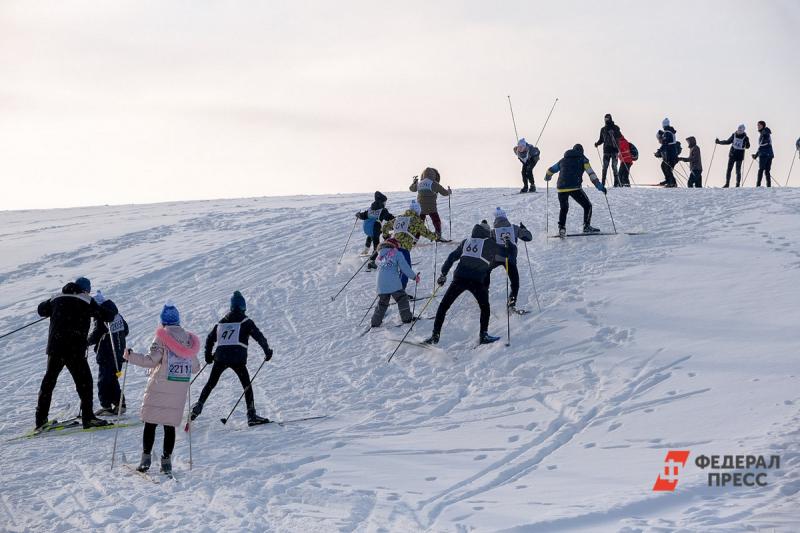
381,199 -> 437,289
513,138 -> 540,193
679,136 -> 703,188
594,113 -> 621,187
716,124 -> 750,187
87,291 -> 129,416
544,144 -> 606,238
356,191 -> 394,268
487,208 -> 532,311
124,302 -> 200,475
616,132 -> 638,187
409,167 -> 451,241
35,277 -> 115,430
370,238 -> 422,328
424,223 -> 505,346
655,118 -> 679,187
753,121 -> 774,187
191,291 -> 272,426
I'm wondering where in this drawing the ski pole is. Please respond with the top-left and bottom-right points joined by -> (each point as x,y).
533,97 -> 558,147
505,255 -> 511,347
331,256 -> 371,301
741,158 -> 756,187
187,377 -> 193,469
110,359 -> 129,470
545,180 -> 549,235
337,217 -> 359,265
0,317 -> 47,340
786,149 -> 799,187
387,285 -> 440,363
523,241 -> 542,313
603,192 -> 617,234
507,95 -> 519,142
448,193 -> 453,241
190,363 -> 208,385
359,295 -> 379,327
411,280 -> 418,318
705,142 -> 718,187
220,359 -> 267,425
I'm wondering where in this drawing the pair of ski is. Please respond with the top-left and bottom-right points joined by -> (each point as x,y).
360,316 -> 434,337
123,463 -> 175,484
550,231 -> 647,238
6,417 -> 140,442
362,294 -> 432,310
185,414 -> 328,432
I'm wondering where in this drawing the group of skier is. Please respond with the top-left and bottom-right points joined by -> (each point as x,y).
33,279 -> 274,475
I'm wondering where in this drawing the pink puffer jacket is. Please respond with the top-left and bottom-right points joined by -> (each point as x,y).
125,326 -> 201,427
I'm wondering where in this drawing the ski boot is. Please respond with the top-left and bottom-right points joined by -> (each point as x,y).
160,454 -> 172,476
360,247 -> 370,256
507,296 -> 517,309
83,417 -> 111,429
479,332 -> 501,345
366,260 -> 377,270
583,224 -> 601,234
519,187 -> 528,194
190,401 -> 203,421
530,184 -> 536,192
94,406 -> 116,417
137,452 -> 152,472
423,332 -> 440,345
558,227 -> 567,239
247,410 -> 270,426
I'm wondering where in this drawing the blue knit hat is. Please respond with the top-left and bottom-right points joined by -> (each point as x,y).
75,277 -> 91,293
160,301 -> 180,326
230,291 -> 246,312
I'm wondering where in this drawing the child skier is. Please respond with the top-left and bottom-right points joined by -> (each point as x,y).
513,138 -> 540,193
655,118 -> 679,187
716,124 -> 750,187
191,291 -> 273,426
356,191 -> 394,266
753,121 -> 774,187
87,291 -> 129,415
381,199 -> 437,290
35,277 -> 115,430
409,167 -> 451,241
424,223 -> 506,346
124,302 -> 200,475
370,238 -> 422,328
544,144 -> 606,238
488,208 -> 532,311
679,136 -> 703,188
616,133 -> 637,187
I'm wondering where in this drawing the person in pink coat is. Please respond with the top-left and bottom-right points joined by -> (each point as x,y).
124,302 -> 200,475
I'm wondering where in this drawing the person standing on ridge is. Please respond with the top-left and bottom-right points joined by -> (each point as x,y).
655,118 -> 679,187
381,199 -> 436,290
753,121 -> 774,187
35,277 -> 115,430
487,207 -> 532,311
616,132 -> 638,187
87,290 -> 129,416
409,167 -> 451,241
513,138 -> 540,193
191,291 -> 272,426
424,223 -> 506,346
544,144 -> 606,238
716,124 -> 750,187
679,136 -> 703,188
594,113 -> 621,187
356,191 -> 394,269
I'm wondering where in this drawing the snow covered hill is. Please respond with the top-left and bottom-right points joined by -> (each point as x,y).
1,187 -> 798,532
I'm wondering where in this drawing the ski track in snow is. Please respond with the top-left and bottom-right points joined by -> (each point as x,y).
1,188 -> 799,532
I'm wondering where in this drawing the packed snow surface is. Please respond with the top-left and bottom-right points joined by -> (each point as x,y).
1,187 -> 798,532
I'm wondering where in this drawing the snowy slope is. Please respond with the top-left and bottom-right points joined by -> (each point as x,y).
1,187 -> 799,533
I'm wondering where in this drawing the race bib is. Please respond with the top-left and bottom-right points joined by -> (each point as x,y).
108,314 -> 125,334
166,349 -> 192,382
394,216 -> 412,235
418,179 -> 434,192
732,136 -> 745,150
494,226 -> 516,245
462,238 -> 486,260
367,208 -> 382,220
217,322 -> 244,347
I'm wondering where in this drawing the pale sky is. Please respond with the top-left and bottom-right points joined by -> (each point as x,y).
1,0 -> 799,210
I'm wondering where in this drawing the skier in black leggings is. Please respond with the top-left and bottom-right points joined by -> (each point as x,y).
544,144 -> 606,238
192,291 -> 273,426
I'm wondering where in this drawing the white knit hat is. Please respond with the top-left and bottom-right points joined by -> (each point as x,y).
737,124 -> 746,133
662,117 -> 670,127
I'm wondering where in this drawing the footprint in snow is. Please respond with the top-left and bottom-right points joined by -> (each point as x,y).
474,454 -> 487,461
425,476 -> 437,481
608,422 -> 622,432
583,442 -> 596,449
508,435 -> 519,443
546,465 -> 558,470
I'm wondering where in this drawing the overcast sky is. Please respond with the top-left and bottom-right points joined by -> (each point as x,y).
1,0 -> 798,210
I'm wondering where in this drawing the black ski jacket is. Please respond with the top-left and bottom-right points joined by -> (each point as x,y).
718,132 -> 750,161
205,310 -> 271,366
595,122 -> 621,155
38,283 -> 114,357
757,127 -> 774,158
442,224 -> 507,283
491,218 -> 532,263
87,299 -> 129,368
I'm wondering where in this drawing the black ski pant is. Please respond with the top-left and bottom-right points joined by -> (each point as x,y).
433,278 -> 490,335
757,156 -> 773,187
488,260 -> 520,301
371,291 -> 413,327
725,158 -> 743,187
617,163 -> 632,186
602,153 -> 619,186
97,351 -> 125,409
198,360 -> 256,413
143,423 -> 175,457
521,158 -> 538,191
687,170 -> 703,188
661,160 -> 677,187
557,189 -> 592,229
36,352 -> 95,427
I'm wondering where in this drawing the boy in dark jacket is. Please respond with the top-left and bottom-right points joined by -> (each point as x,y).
487,208 -> 532,310
679,136 -> 703,188
594,113 -> 621,186
753,121 -> 774,187
192,291 -> 273,426
716,124 -> 750,187
35,277 -> 115,430
655,118 -> 679,187
544,144 -> 606,238
356,191 -> 394,261
424,223 -> 507,346
87,291 -> 129,415
513,138 -> 540,193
